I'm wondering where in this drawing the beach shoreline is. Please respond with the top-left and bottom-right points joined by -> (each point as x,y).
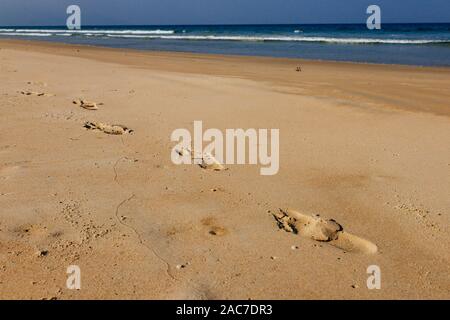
3,37 -> 450,67
2,38 -> 450,117
1,22 -> 450,66
0,39 -> 449,299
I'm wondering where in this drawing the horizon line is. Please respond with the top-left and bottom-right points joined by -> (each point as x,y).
1,22 -> 449,28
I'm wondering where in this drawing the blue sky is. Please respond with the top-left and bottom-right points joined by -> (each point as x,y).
0,0 -> 449,26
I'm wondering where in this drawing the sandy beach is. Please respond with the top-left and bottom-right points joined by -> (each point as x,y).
0,39 -> 449,299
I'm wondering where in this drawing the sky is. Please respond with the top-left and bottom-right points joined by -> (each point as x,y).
0,0 -> 449,26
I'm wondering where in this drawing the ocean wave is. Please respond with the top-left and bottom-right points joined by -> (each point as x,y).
12,29 -> 175,35
84,33 -> 107,37
105,34 -> 449,44
0,32 -> 52,37
0,29 -> 448,45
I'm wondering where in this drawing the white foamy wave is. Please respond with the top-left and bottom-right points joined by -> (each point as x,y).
14,29 -> 175,35
1,29 -> 447,45
0,32 -> 52,37
292,37 -> 449,44
84,33 -> 106,37
15,29 -> 69,33
106,34 -> 268,41
105,34 -> 448,44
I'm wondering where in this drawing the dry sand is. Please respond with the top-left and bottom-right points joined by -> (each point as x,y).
0,39 -> 449,299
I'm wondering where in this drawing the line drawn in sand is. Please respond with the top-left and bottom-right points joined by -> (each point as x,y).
112,158 -> 177,282
273,209 -> 378,254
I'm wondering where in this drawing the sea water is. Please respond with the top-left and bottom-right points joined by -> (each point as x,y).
1,23 -> 449,66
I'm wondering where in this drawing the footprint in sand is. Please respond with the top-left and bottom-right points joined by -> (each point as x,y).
273,209 -> 378,254
20,91 -> 54,97
26,81 -> 47,87
10,223 -> 49,240
73,99 -> 103,110
176,147 -> 226,171
201,217 -> 228,236
84,121 -> 133,135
